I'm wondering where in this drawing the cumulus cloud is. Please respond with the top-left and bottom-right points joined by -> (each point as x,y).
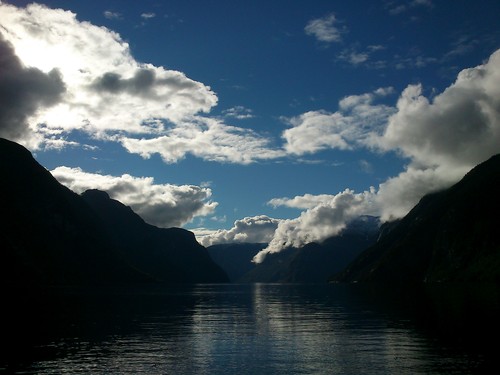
375,165 -> 466,221
305,13 -> 343,43
198,215 -> 281,247
257,48 -> 500,259
372,50 -> 500,219
51,166 -> 217,227
282,87 -> 395,155
268,193 -> 345,210
0,2 -> 287,163
381,58 -> 500,169
0,4 -> 213,141
253,189 -> 378,263
0,33 -> 65,146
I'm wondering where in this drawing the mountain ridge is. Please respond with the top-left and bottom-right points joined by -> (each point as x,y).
333,154 -> 500,283
0,138 -> 228,285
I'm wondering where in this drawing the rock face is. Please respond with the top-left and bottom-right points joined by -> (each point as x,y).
225,216 -> 380,283
333,154 -> 500,283
81,189 -> 228,283
0,138 -> 228,285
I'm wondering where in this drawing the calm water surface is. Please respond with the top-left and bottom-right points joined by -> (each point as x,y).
2,283 -> 499,374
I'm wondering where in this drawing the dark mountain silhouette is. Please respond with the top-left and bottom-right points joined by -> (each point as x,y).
237,216 -> 380,283
81,189 -> 228,283
207,243 -> 266,282
0,138 -> 149,285
333,154 -> 500,283
0,138 -> 228,285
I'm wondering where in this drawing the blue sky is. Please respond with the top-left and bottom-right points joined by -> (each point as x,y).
1,0 -> 500,260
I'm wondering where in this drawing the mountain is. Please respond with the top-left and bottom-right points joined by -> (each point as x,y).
0,137 -> 228,285
81,189 -> 228,283
333,154 -> 500,283
0,138 -> 149,285
207,243 -> 266,282
238,216 -> 380,283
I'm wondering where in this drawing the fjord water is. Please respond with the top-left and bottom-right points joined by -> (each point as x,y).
3,283 -> 499,374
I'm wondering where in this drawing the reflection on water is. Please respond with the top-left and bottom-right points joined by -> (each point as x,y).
2,283 -> 499,374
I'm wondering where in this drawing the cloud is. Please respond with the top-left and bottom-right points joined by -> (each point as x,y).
304,13 -> 343,43
268,193 -> 345,210
282,87 -> 395,155
103,10 -> 122,20
258,48 -> 500,258
254,189 -> 378,263
337,45 -> 386,67
0,33 -> 65,146
375,165 -> 465,221
198,216 -> 281,247
387,0 -> 433,15
339,50 -> 369,65
51,166 -> 217,227
380,51 -> 500,171
222,106 -> 255,120
120,116 -> 285,164
0,2 -> 216,146
141,12 -> 156,19
358,159 -> 374,174
0,2 -> 287,164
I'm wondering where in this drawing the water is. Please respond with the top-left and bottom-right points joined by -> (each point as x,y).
2,283 -> 499,374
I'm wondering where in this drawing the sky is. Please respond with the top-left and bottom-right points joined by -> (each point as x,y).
1,0 -> 500,262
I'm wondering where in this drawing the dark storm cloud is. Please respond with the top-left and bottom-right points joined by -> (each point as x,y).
0,33 -> 65,142
90,68 -> 199,98
91,69 -> 155,95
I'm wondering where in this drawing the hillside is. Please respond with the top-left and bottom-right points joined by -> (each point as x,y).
0,138 -> 149,285
238,216 -> 380,283
82,189 -> 228,283
333,154 -> 500,283
0,138 -> 228,285
207,243 -> 266,282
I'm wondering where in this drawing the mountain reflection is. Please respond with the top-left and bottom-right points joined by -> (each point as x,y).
2,283 -> 498,374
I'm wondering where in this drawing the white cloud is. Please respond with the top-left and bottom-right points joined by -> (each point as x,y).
222,106 -> 255,120
380,51 -> 500,170
103,11 -> 122,20
51,166 -> 217,227
282,87 -> 395,155
120,116 -> 285,164
337,45 -> 386,67
254,189 -> 378,263
375,165 -> 466,221
0,3 -> 216,144
141,12 -> 156,19
387,0 -> 433,15
304,13 -> 343,43
0,2 -> 289,165
268,193 -> 345,210
258,48 -> 500,258
198,216 -> 281,247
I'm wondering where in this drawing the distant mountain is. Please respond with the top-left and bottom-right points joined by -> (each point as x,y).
207,243 -> 266,282
82,189 -> 228,283
333,154 -> 500,283
238,216 -> 380,283
0,138 -> 149,285
0,138 -> 228,286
